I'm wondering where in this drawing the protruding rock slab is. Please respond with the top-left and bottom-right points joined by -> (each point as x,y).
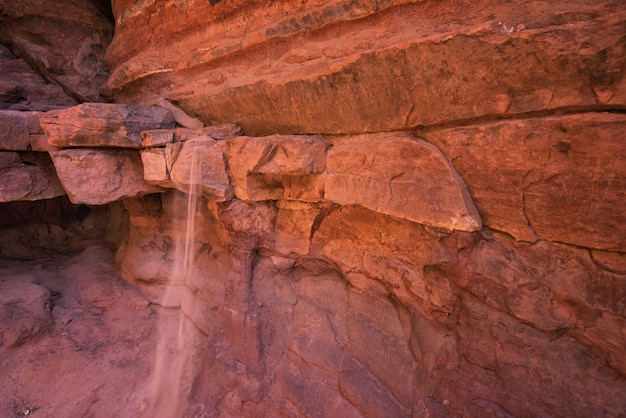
221,134 -> 328,201
325,135 -> 482,231
175,124 -> 242,142
152,97 -> 204,129
49,148 -> 160,205
40,103 -> 175,148
169,137 -> 233,201
425,113 -> 626,251
0,151 -> 65,202
140,147 -> 173,188
106,1 -> 626,135
141,129 -> 174,148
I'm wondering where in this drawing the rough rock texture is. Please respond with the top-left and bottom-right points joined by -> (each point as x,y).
220,134 -> 329,202
325,134 -> 481,231
116,191 -> 626,417
49,148 -> 160,205
0,195 -> 128,260
0,244 -> 156,418
0,0 -> 114,102
106,0 -> 626,135
0,44 -> 77,111
41,103 -> 175,148
0,151 -> 65,202
0,279 -> 52,349
424,112 -> 626,251
0,0 -> 625,417
169,137 -> 233,201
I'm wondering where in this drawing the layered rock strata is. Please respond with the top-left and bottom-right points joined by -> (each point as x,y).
0,0 -> 625,417
28,102 -> 482,231
106,0 -> 626,135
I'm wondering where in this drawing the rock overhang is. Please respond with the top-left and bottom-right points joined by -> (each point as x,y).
17,102 -> 484,232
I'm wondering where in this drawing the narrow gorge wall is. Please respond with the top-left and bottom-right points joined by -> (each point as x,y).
1,1 -> 625,417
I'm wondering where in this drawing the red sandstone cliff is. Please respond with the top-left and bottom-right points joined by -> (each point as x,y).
0,1 -> 625,417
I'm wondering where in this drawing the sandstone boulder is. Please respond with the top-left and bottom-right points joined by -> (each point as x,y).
169,137 -> 233,201
0,151 -> 65,202
41,103 -> 175,149
221,135 -> 328,201
49,148 -> 160,205
425,113 -> 626,251
140,147 -> 173,188
325,135 -> 482,231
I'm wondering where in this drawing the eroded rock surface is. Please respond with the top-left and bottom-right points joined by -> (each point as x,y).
0,0 -> 113,102
49,148 -> 160,205
0,44 -> 77,111
325,135 -> 481,231
0,151 -> 65,202
0,279 -> 52,349
116,192 -> 626,417
0,0 -> 625,417
424,113 -> 626,251
106,0 -> 626,135
41,103 -> 175,149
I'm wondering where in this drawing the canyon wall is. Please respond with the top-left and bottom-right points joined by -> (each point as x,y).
1,0 -> 626,417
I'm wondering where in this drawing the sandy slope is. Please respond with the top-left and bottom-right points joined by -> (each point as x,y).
0,244 -> 161,418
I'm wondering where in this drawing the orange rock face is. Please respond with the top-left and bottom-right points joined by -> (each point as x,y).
425,113 -> 626,251
106,0 -> 626,135
0,1 -> 625,417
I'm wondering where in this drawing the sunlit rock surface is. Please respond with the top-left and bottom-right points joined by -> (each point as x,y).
424,113 -> 626,250
106,0 -> 626,135
325,134 -> 482,231
0,0 -> 625,417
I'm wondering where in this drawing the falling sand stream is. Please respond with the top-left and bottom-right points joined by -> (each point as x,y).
147,146 -> 208,417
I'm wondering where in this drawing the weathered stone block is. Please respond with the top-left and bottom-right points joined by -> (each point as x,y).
141,129 -> 174,148
325,134 -> 482,231
169,137 -> 233,201
140,147 -> 173,187
221,134 -> 328,201
274,201 -> 321,255
41,103 -> 175,148
49,148 -> 161,204
0,151 -> 65,202
175,124 -> 243,142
